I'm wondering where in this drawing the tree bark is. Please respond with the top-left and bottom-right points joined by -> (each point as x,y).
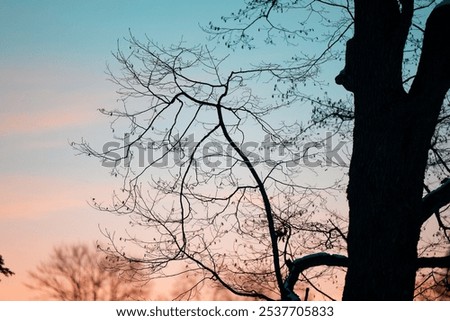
339,0 -> 450,300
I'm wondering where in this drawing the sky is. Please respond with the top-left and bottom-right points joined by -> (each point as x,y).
0,0 -> 353,300
0,0 -> 248,300
0,0 -> 442,302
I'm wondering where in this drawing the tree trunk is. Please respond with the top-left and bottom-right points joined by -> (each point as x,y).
339,1 -> 450,300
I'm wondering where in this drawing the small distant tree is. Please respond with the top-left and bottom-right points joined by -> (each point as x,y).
26,244 -> 148,300
0,255 -> 14,281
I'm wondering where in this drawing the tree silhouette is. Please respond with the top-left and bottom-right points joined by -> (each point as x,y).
26,244 -> 148,300
75,38 -> 348,300
0,255 -> 14,281
74,0 -> 450,300
335,0 -> 450,300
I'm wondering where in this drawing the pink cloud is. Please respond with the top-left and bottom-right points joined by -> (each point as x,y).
0,174 -> 92,220
0,109 -> 96,137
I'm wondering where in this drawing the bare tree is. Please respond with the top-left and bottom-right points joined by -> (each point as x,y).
74,0 -> 450,300
74,36 -> 348,300
0,255 -> 14,281
26,244 -> 148,300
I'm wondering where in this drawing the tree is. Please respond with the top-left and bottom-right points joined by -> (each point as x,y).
75,0 -> 450,300
75,38 -> 348,300
335,0 -> 450,300
26,244 -> 148,300
0,255 -> 14,281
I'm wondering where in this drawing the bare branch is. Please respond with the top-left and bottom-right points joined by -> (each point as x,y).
417,255 -> 450,269
421,178 -> 450,223
284,253 -> 347,299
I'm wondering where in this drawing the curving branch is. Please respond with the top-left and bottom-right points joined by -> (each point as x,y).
421,178 -> 450,224
282,252 -> 450,300
417,255 -> 450,269
215,72 -> 285,298
284,253 -> 348,300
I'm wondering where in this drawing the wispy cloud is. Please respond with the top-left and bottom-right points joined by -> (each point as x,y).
0,174 -> 93,220
0,61 -> 113,137
0,108 -> 96,137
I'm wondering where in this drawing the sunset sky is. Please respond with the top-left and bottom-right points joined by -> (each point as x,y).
0,0 -> 255,300
1,0 -> 447,305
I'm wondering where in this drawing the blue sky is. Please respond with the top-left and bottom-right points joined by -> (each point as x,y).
1,1 -> 231,60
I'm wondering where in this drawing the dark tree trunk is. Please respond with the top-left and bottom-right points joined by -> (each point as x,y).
338,1 -> 450,300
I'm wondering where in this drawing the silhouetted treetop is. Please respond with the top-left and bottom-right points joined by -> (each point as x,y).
0,255 -> 14,281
